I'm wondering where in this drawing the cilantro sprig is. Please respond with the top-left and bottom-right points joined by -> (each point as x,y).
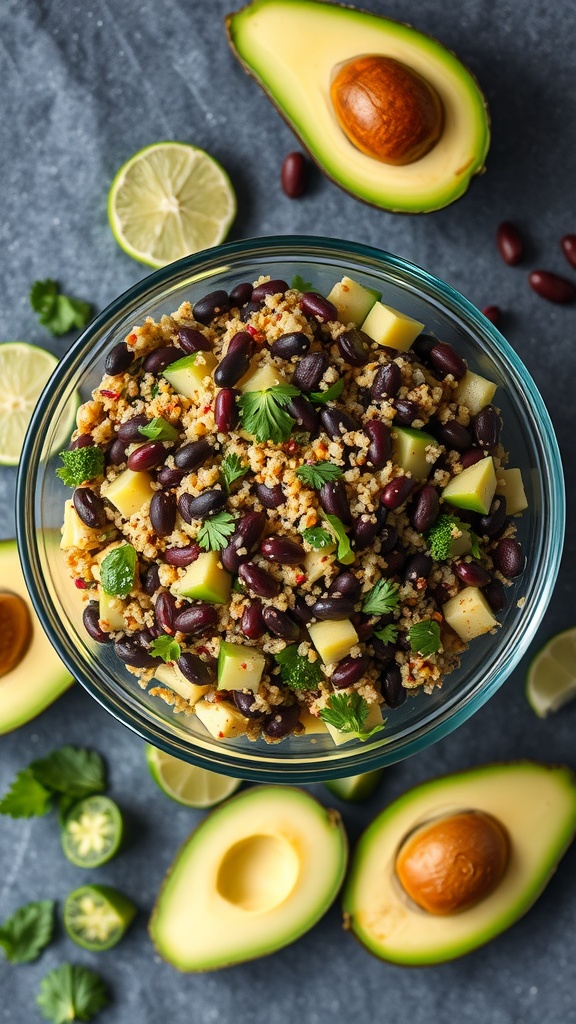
361,578 -> 400,616
237,384 -> 300,444
0,747 -> 106,820
296,461 -> 343,489
197,511 -> 236,551
408,619 -> 442,657
30,280 -> 92,337
149,635 -> 181,663
373,623 -> 399,645
325,514 -> 354,565
274,645 -> 322,692
290,274 -> 315,292
36,964 -> 108,1024
138,417 -> 180,443
309,378 -> 345,404
0,901 -> 55,964
220,452 -> 249,492
100,543 -> 137,598
302,525 -> 333,549
56,447 -> 104,488
319,693 -> 386,741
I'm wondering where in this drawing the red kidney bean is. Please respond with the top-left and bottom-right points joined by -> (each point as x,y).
412,334 -> 437,363
173,603 -> 218,635
221,511 -> 267,572
380,526 -> 398,554
82,603 -> 110,643
164,543 -> 201,567
157,465 -> 185,487
528,270 -> 576,304
402,553 -> 432,585
105,343 -> 133,375
70,433 -> 94,450
394,399 -> 421,426
365,418 -> 391,469
320,406 -> 360,439
227,331 -> 255,358
238,562 -> 280,598
381,663 -> 406,708
292,351 -> 329,392
411,484 -> 440,532
484,578 -> 507,612
478,495 -> 507,537
371,637 -> 397,662
356,617 -> 376,643
260,536 -> 305,565
328,571 -> 361,600
115,636 -> 159,668
331,655 -> 369,689
454,560 -> 491,588
214,388 -> 239,433
371,361 -> 401,401
337,328 -> 371,367
287,396 -> 319,434
118,415 -> 149,442
155,592 -> 178,634
385,546 -> 406,574
353,515 -> 380,550
232,690 -> 262,719
174,438 -> 213,472
252,280 -> 289,302
150,491 -> 176,537
178,489 -> 227,522
281,151 -> 307,198
177,651 -> 215,686
229,282 -> 254,307
193,290 -> 229,324
460,449 -> 484,469
73,487 -> 106,528
319,479 -> 352,526
438,421 -> 472,452
429,342 -> 466,381
127,440 -> 167,472
494,538 -> 523,578
262,607 -> 300,640
474,405 -> 500,450
241,302 -> 262,322
255,482 -> 285,509
561,234 -> 576,270
482,305 -> 502,326
292,595 -> 314,625
272,332 -> 310,359
300,292 -> 337,322
177,327 -> 212,354
142,563 -> 161,595
143,346 -> 182,374
107,438 -> 128,466
241,600 -> 266,640
264,703 -> 301,739
497,221 -> 524,265
381,476 -> 414,510
213,338 -> 252,388
311,597 -> 355,620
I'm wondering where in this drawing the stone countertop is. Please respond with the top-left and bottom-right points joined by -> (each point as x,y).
1,1 -> 575,1022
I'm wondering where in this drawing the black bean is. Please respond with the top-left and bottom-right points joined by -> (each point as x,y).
402,553 -> 432,585
193,290 -> 230,324
381,476 -> 414,510
221,511 -> 267,572
454,560 -> 491,588
319,479 -> 352,526
354,616 -> 375,643
385,546 -> 406,574
300,292 -> 337,322
82,603 -> 110,644
260,536 -> 305,565
411,484 -> 440,532
150,491 -> 176,537
438,421 -> 473,452
371,638 -> 397,662
261,607 -> 300,640
127,441 -> 167,472
365,419 -> 391,468
107,438 -> 128,466
240,301 -> 262,322
287,396 -> 319,434
255,483 -> 285,509
105,343 -> 133,375
252,280 -> 289,302
460,450 -> 484,470
177,652 -> 215,686
229,282 -> 254,307
117,415 -> 149,442
292,351 -> 329,392
263,703 -> 301,739
429,342 -> 466,381
292,595 -> 315,625
272,332 -> 310,359
238,562 -> 280,599
214,388 -> 239,433
331,655 -> 369,689
394,399 -> 421,426
155,592 -> 178,634
380,525 -> 398,554
311,597 -> 356,620
320,406 -> 361,440
177,327 -> 212,354
352,515 -> 380,551
70,433 -> 94,450
373,362 -> 402,401
178,489 -> 227,522
141,563 -> 161,596
478,496 -> 507,537
73,487 -> 106,529
328,571 -> 361,600
144,346 -> 182,375
484,578 -> 507,612
337,328 -> 371,367
381,663 -> 406,708
233,689 -> 263,719
474,406 -> 500,450
173,604 -> 218,635
164,543 -> 201,567
174,438 -> 213,472
213,339 -> 252,388
412,334 -> 437,363
228,331 -> 255,358
494,538 -> 524,578
157,465 -> 185,488
241,600 -> 266,640
114,636 -> 159,668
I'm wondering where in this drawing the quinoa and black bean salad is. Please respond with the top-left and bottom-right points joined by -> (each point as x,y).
58,273 -> 526,746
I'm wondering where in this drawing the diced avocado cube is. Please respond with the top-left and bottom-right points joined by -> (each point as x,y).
61,499 -> 104,551
392,426 -> 437,480
98,589 -> 126,632
496,468 -> 528,515
104,468 -> 155,518
239,361 -> 288,393
194,699 -> 248,739
324,702 -> 384,747
303,544 -> 336,584
163,352 -> 217,399
443,587 -> 497,642
217,640 -> 266,693
326,276 -> 380,326
449,530 -> 472,558
152,663 -> 211,706
171,550 -> 231,605
442,456 -> 496,515
361,301 -> 424,351
453,370 -> 497,415
298,706 -> 329,735
308,618 -> 359,665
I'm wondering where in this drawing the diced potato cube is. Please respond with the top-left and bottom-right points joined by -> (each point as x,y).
217,640 -> 266,692
442,456 -> 496,515
324,701 -> 384,747
496,468 -> 528,515
392,427 -> 437,480
104,468 -> 155,519
443,587 -> 497,642
304,544 -> 336,584
453,370 -> 497,415
171,551 -> 231,605
194,699 -> 248,739
361,301 -> 424,351
308,619 -> 359,665
239,361 -> 288,393
98,589 -> 126,632
60,499 -> 103,551
152,663 -> 210,705
163,352 -> 217,399
326,276 -> 380,326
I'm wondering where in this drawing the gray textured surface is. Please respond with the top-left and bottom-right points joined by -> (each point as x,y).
1,0 -> 576,1021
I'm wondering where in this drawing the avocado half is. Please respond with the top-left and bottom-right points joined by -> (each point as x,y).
226,0 -> 490,213
342,762 -> 576,965
0,539 -> 72,734
149,785 -> 348,970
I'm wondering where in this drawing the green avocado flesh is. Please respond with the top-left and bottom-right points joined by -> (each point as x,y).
0,540 -> 72,734
149,786 -> 348,970
342,762 -> 576,965
227,0 -> 490,213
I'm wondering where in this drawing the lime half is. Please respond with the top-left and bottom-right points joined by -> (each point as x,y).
145,743 -> 241,808
108,142 -> 236,268
61,795 -> 124,868
64,884 -> 136,951
325,769 -> 384,802
0,342 -> 76,467
526,627 -> 576,718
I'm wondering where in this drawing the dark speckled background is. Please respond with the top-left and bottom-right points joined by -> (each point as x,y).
1,1 -> 576,1021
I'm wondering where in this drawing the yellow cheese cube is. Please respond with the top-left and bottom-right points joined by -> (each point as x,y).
308,619 -> 359,665
496,468 -> 528,515
152,663 -> 210,706
104,468 -> 155,518
239,360 -> 288,393
453,370 -> 497,415
361,301 -> 424,351
303,544 -> 336,584
443,587 -> 497,642
324,701 -> 385,747
194,699 -> 248,739
298,706 -> 329,735
217,640 -> 266,692
60,499 -> 103,551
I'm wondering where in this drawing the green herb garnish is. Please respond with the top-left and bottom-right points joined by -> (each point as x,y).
237,384 -> 300,444
0,768 -> 52,818
427,513 -> 481,561
309,378 -> 345,404
0,748 -> 106,819
302,525 -> 334,549
197,511 -> 236,552
100,543 -> 137,598
149,635 -> 181,663
408,619 -> 442,657
138,416 -> 180,443
0,901 -> 55,964
220,452 -> 249,492
319,693 -> 386,741
325,514 -> 354,565
30,280 -> 92,337
362,578 -> 400,616
290,274 -> 315,292
56,446 -> 104,487
373,623 -> 399,645
295,461 -> 343,489
275,645 -> 323,692
36,964 -> 108,1024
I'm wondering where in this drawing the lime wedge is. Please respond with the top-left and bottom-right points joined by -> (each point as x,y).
61,795 -> 124,868
64,884 -> 136,951
145,743 -> 241,808
325,769 -> 384,802
108,142 -> 236,268
526,627 -> 576,717
0,342 -> 76,467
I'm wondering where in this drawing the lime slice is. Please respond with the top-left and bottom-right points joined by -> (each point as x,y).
61,795 -> 124,868
0,342 -> 76,467
108,142 -> 236,268
526,627 -> 576,718
64,884 -> 136,951
325,769 -> 384,802
145,743 -> 241,808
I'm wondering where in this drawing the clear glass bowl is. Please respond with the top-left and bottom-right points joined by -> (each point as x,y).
16,236 -> 564,783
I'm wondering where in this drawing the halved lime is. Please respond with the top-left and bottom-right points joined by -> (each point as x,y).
0,342 -> 76,467
61,795 -> 124,867
325,769 -> 384,802
64,884 -> 136,951
145,743 -> 241,808
108,142 -> 236,268
526,627 -> 576,718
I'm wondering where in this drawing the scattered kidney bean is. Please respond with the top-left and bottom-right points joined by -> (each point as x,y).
528,270 -> 576,304
411,484 -> 440,532
371,637 -> 397,662
252,280 -> 289,302
474,405 -> 500,450
438,421 -> 472,452
484,578 -> 507,612
142,563 -> 161,596
241,301 -> 261,322
107,438 -> 127,466
319,479 -> 352,525
380,526 -> 398,554
561,234 -> 576,270
127,441 -> 166,472
478,495 -> 507,536
177,327 -> 212,354
178,489 -> 227,522
264,703 -> 301,739
300,292 -> 337,322
353,515 -> 380,550
311,596 -> 355,620
155,592 -> 178,634
214,388 -> 239,433
381,663 -> 406,708
272,332 -> 310,358
229,282 -> 254,307
292,595 -> 314,625
494,538 -> 524,578
260,536 -> 305,564
174,438 -> 213,472
402,553 -> 432,585
143,346 -> 181,374
262,607 -> 300,640
221,511 -> 267,572
319,406 -> 360,439
497,222 -> 524,265
429,342 -> 466,380
82,603 -> 110,643
117,415 -> 148,442
177,652 -> 215,686
105,343 -> 133,375
114,636 -> 159,668
164,543 -> 201,567
331,655 -> 369,689
238,562 -> 280,598
70,433 -> 94,450
241,600 -> 266,640
337,328 -> 371,367
213,336 -> 253,387
281,151 -> 307,198
233,689 -> 263,719
454,560 -> 491,588
156,466 -> 185,488
73,487 -> 106,529
371,361 -> 401,401
255,482 -> 285,508
412,334 -> 437,363
394,399 -> 421,426
328,571 -> 361,600
292,351 -> 329,392
381,476 -> 414,510
150,491 -> 176,537
365,419 -> 391,468
482,305 -> 502,326
460,449 -> 484,469
385,546 -> 406,574
287,395 -> 319,434
193,290 -> 229,324
173,604 -> 218,635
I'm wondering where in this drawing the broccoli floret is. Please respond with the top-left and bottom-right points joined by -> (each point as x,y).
56,446 -> 104,487
427,513 -> 471,561
274,645 -> 322,692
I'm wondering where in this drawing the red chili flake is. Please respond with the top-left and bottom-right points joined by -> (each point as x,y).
100,389 -> 120,399
241,663 -> 247,670
74,579 -> 89,589
202,404 -> 212,414
218,731 -> 224,738
283,439 -> 299,454
295,573 -> 307,585
127,332 -> 138,345
197,645 -> 210,656
246,324 -> 259,337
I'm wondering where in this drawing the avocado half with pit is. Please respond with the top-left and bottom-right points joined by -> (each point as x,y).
342,762 -> 576,965
149,786 -> 348,970
226,0 -> 490,213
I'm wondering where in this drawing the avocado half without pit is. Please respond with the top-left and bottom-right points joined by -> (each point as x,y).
226,0 -> 490,212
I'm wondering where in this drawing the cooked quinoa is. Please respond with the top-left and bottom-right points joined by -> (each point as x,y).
59,274 -> 525,745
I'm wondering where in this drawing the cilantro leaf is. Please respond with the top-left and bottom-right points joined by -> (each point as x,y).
0,901 -> 55,964
468,530 -> 482,559
197,511 -> 236,551
237,384 -> 300,444
295,461 -> 343,489
319,693 -> 386,741
0,768 -> 52,818
36,964 -> 108,1024
138,417 -> 179,443
31,280 -> 91,337
220,452 -> 249,492
30,747 -> 106,800
56,447 -> 104,488
373,623 -> 399,645
324,514 -> 354,565
100,543 -> 137,597
408,619 -> 442,657
274,645 -> 323,692
302,525 -> 333,549
149,634 -> 181,663
309,378 -> 345,404
362,578 -> 400,616
290,274 -> 315,293
427,513 -> 477,562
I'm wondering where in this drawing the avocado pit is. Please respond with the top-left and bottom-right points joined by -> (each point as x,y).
395,810 -> 510,914
330,55 -> 444,166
